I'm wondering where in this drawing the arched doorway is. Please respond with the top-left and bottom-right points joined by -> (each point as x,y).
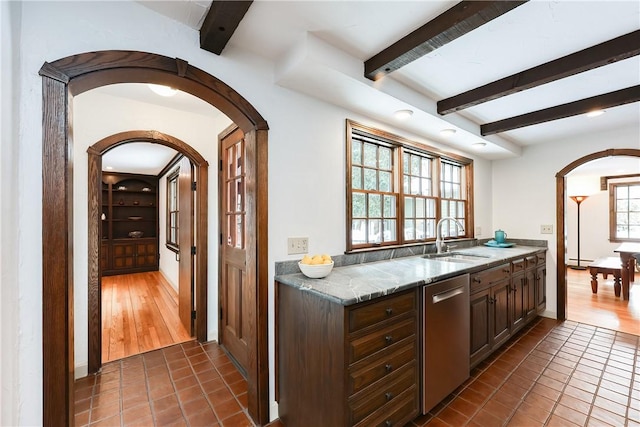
87,130 -> 209,373
555,148 -> 640,321
40,51 -> 269,426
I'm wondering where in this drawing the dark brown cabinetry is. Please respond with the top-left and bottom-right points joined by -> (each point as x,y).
470,251 -> 546,368
101,172 -> 159,275
277,284 -> 419,427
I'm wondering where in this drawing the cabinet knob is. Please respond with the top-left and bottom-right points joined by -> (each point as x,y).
502,268 -> 510,274
385,392 -> 393,401
473,277 -> 481,283
385,421 -> 392,427
385,364 -> 393,372
385,308 -> 393,316
385,335 -> 393,344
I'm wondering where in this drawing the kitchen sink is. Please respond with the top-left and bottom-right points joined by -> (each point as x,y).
423,252 -> 490,263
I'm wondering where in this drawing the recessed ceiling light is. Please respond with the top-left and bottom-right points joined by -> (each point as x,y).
148,84 -> 178,97
440,128 -> 456,137
472,142 -> 487,149
586,109 -> 605,118
394,109 -> 413,120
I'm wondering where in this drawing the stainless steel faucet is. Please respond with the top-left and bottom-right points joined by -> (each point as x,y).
435,217 -> 465,253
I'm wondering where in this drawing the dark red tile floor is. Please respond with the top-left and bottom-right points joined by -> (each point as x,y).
75,318 -> 639,426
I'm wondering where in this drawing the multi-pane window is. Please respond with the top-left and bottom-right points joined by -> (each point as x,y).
351,134 -> 397,245
403,151 -> 436,241
440,161 -> 466,238
347,121 -> 472,251
166,169 -> 179,250
611,182 -> 640,241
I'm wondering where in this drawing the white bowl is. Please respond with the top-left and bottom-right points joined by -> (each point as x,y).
298,261 -> 334,279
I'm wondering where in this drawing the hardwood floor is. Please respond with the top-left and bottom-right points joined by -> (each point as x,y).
102,271 -> 193,363
566,267 -> 640,336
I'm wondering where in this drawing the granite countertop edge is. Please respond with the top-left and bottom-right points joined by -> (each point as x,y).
275,245 -> 547,306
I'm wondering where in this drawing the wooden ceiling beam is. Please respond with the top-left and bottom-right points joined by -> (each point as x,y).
439,30 -> 640,115
200,1 -> 253,55
480,86 -> 640,135
364,1 -> 527,81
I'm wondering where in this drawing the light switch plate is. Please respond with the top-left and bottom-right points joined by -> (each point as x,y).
541,225 -> 553,234
287,237 -> 309,255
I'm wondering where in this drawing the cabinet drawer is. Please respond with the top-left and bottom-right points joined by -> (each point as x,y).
349,340 -> 415,394
349,318 -> 416,363
511,258 -> 525,274
349,291 -> 416,333
349,362 -> 416,425
470,263 -> 510,291
525,255 -> 537,268
354,385 -> 418,427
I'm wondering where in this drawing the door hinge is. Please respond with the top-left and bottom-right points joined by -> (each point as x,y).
219,159 -> 223,171
191,310 -> 196,320
219,233 -> 223,245
191,246 -> 196,255
191,181 -> 196,191
219,307 -> 223,320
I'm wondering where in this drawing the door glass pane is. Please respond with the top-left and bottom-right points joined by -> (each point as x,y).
236,179 -> 243,212
236,214 -> 243,248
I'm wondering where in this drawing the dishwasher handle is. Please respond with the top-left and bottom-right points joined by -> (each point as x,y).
432,286 -> 465,304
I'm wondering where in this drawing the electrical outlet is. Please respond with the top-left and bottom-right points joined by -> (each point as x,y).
541,225 -> 553,234
475,226 -> 482,236
287,237 -> 309,255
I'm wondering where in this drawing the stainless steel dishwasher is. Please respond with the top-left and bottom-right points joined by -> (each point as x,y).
422,274 -> 470,413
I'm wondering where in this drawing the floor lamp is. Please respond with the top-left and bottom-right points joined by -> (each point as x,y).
570,195 -> 589,270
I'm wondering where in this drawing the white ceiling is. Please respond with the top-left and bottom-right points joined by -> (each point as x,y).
117,0 -> 639,173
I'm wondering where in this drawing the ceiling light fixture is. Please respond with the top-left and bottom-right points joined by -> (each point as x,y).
586,109 -> 605,118
394,109 -> 413,120
472,142 -> 487,149
440,128 -> 456,138
148,84 -> 178,97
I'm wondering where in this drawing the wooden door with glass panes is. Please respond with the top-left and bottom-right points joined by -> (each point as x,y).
220,127 -> 250,373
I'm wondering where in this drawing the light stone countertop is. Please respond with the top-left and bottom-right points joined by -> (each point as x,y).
275,245 -> 546,306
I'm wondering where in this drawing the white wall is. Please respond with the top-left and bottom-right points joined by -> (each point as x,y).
10,1 -> 495,424
0,2 -> 21,426
492,126 -> 640,319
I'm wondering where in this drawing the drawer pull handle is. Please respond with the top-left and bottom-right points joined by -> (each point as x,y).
385,392 -> 393,401
385,364 -> 393,372
385,421 -> 392,427
502,268 -> 510,273
385,335 -> 393,344
385,308 -> 393,315
473,277 -> 481,283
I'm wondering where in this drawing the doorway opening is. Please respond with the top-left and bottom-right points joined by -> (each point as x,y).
89,133 -> 205,366
555,149 -> 640,333
41,51 -> 269,426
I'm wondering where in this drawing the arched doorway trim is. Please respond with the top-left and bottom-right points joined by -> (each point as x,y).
86,130 -> 209,374
40,51 -> 269,426
555,148 -> 640,320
